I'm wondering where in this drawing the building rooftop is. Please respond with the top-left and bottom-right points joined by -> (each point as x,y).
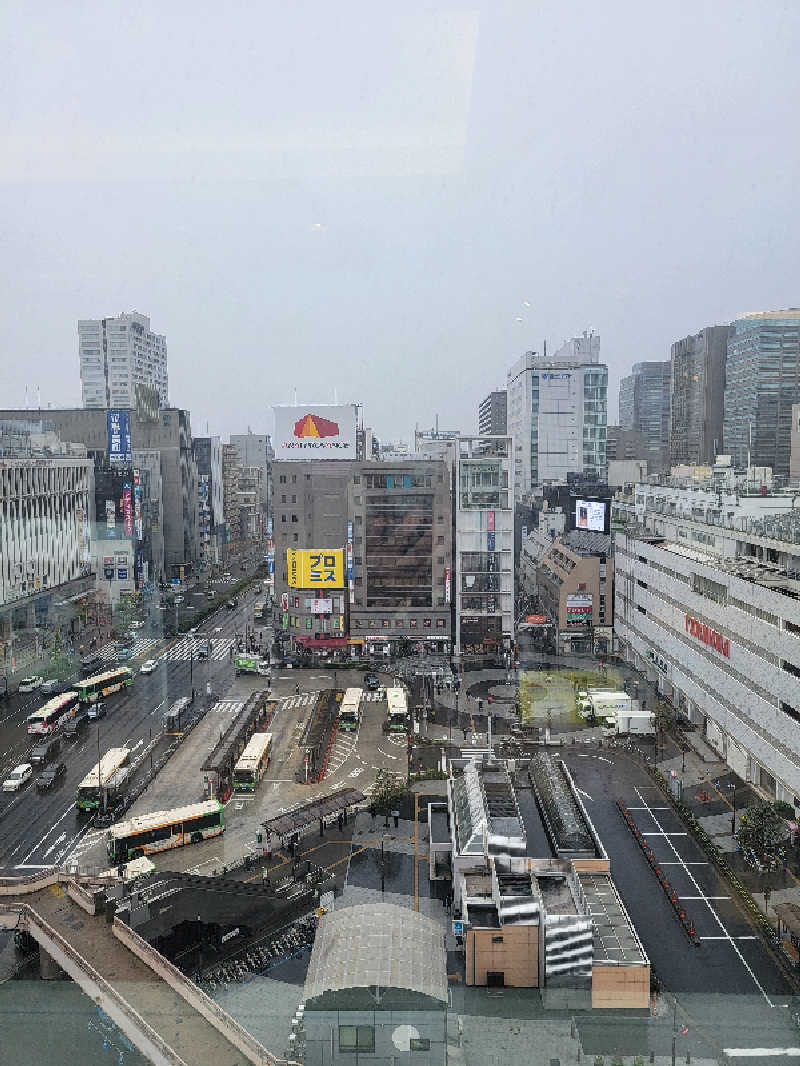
563,529 -> 611,556
451,758 -> 526,856
303,903 -> 448,1004
579,872 -> 648,966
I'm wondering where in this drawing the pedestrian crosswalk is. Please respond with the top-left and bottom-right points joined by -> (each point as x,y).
159,636 -> 235,662
95,636 -> 162,663
210,699 -> 245,716
279,692 -> 316,710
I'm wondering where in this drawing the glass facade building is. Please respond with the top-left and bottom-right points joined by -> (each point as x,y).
723,309 -> 800,478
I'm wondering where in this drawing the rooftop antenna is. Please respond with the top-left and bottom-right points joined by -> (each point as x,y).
24,384 -> 29,410
543,339 -> 547,359
292,388 -> 298,405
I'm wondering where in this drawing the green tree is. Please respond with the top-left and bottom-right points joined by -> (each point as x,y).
736,803 -> 788,861
371,769 -> 407,824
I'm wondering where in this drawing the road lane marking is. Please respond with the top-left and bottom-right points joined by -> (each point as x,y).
20,803 -> 75,863
634,785 -> 773,1007
723,1050 -> 800,1058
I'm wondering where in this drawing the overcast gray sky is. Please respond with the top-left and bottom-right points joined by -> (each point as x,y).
1,1 -> 798,442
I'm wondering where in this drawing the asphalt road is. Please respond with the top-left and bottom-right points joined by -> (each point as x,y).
0,587 -> 265,874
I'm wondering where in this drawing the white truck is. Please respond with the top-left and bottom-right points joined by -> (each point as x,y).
602,709 -> 655,737
577,689 -> 633,722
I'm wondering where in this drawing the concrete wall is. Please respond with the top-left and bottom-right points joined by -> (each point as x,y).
591,963 -> 650,1009
465,924 -> 539,987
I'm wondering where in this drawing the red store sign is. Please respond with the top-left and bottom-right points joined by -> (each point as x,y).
685,614 -> 729,658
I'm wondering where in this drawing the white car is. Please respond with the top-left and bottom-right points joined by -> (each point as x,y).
3,764 -> 33,792
140,659 -> 159,675
188,627 -> 198,635
18,676 -> 43,693
130,620 -> 145,630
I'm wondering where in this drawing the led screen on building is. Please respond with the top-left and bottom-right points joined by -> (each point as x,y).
575,499 -> 606,532
273,404 -> 358,460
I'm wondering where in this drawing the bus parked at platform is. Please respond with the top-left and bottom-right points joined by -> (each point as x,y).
338,687 -> 363,732
232,732 -> 273,792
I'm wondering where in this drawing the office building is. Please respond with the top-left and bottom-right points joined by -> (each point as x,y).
478,390 -> 507,436
791,404 -> 800,484
606,426 -> 646,462
536,530 -> 612,653
193,436 -> 225,567
78,311 -> 168,409
507,332 -> 607,499
670,324 -> 729,467
454,435 -> 514,663
0,407 -> 199,581
347,459 -> 452,655
614,478 -> 800,802
723,309 -> 800,478
0,424 -> 95,673
618,361 -> 670,472
236,465 -> 264,541
229,431 -> 272,520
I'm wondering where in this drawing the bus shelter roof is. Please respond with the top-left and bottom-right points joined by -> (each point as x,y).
262,787 -> 366,838
201,690 -> 273,775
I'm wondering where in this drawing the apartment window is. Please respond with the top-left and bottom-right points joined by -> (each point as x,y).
291,495 -> 296,503
291,514 -> 298,523
339,1026 -> 374,1052
437,535 -> 445,544
293,533 -> 299,542
281,514 -> 286,523
292,474 -> 296,483
353,475 -> 361,484
306,473 -> 311,480
492,935 -> 504,944
279,475 -> 286,484
281,495 -> 286,503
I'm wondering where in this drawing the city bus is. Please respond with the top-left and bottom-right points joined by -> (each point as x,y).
386,687 -> 408,733
338,687 -> 363,732
75,747 -> 131,812
76,667 -> 134,703
254,600 -> 266,621
26,691 -> 80,735
232,732 -> 273,792
105,800 -> 225,862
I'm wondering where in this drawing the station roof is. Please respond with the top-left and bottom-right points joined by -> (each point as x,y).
262,787 -> 365,837
304,903 -> 448,1004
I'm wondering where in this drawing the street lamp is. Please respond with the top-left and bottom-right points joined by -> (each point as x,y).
728,781 -> 737,834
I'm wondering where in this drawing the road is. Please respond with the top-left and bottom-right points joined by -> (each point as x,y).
0,582 -> 265,875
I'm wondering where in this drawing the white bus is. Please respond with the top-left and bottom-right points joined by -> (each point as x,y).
232,732 -> 273,792
338,687 -> 363,732
106,800 -> 225,863
75,747 -> 131,812
27,691 -> 80,735
386,687 -> 408,733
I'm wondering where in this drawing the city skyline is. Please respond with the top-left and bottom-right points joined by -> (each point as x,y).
2,4 -> 799,439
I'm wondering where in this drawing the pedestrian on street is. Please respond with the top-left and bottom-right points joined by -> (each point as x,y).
337,812 -> 344,832
369,803 -> 376,822
295,682 -> 300,696
462,726 -> 468,741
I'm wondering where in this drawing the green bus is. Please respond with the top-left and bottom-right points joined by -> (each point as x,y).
76,666 -> 134,703
76,747 -> 131,811
106,800 -> 225,862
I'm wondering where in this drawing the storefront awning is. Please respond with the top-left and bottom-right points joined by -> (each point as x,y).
294,636 -> 348,649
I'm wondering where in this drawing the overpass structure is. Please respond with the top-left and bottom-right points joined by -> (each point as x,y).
0,871 -> 292,1066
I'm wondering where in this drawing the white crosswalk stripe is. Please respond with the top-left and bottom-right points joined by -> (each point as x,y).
159,636 -> 234,662
210,700 -> 245,715
95,636 -> 162,663
279,693 -> 315,710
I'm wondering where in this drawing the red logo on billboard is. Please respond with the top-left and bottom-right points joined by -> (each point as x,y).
293,413 -> 340,439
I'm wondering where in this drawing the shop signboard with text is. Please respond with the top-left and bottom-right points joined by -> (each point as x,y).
287,549 -> 345,588
107,409 -> 132,466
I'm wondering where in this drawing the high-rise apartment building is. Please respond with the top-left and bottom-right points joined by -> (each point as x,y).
670,325 -> 729,467
618,361 -> 670,472
221,444 -> 241,545
507,332 -> 606,498
78,311 -> 168,409
723,309 -> 800,478
478,390 -> 507,436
